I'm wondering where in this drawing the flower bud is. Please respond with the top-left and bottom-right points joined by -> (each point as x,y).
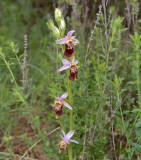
53,26 -> 60,39
47,20 -> 60,39
60,19 -> 66,36
60,19 -> 66,30
59,18 -> 66,36
55,8 -> 62,25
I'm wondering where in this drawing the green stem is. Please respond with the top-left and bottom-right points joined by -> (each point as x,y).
59,118 -> 65,131
136,53 -> 141,108
128,111 -> 140,138
15,54 -> 22,69
68,144 -> 73,160
117,91 -> 125,131
68,80 -> 73,130
119,106 -> 125,131
3,57 -> 19,88
67,70 -> 73,160
56,45 -> 61,92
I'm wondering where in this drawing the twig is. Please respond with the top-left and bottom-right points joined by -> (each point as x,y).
19,127 -> 60,160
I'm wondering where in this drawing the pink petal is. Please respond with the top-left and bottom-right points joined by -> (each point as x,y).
72,58 -> 79,65
72,39 -> 79,44
62,100 -> 72,110
55,96 -> 61,101
61,93 -> 68,99
60,135 -> 64,140
69,139 -> 79,144
62,59 -> 71,65
65,130 -> 75,140
72,58 -> 75,62
67,30 -> 75,39
72,36 -> 76,39
74,60 -> 79,65
58,64 -> 70,72
57,38 -> 67,44
61,130 -> 66,137
63,138 -> 70,144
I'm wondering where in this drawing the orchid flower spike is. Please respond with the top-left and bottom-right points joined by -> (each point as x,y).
58,58 -> 79,81
58,130 -> 79,153
57,30 -> 79,58
53,92 -> 72,119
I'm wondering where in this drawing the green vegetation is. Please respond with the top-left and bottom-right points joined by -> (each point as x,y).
0,0 -> 141,159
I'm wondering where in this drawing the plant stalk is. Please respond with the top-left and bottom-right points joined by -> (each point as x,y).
67,70 -> 73,160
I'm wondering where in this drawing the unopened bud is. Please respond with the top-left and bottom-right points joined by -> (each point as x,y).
53,26 -> 60,39
47,20 -> 60,39
60,19 -> 66,36
60,19 -> 66,30
55,8 -> 62,25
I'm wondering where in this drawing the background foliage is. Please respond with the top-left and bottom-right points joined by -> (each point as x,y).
0,0 -> 141,159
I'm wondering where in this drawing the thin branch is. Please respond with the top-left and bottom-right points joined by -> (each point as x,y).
19,127 -> 60,160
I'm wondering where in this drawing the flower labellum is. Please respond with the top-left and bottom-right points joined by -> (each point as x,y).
57,30 -> 79,58
58,130 -> 79,153
53,101 -> 64,119
58,140 -> 68,153
64,42 -> 74,58
53,93 -> 72,119
69,62 -> 79,81
58,58 -> 79,81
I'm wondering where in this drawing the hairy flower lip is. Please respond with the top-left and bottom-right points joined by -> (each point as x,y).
69,65 -> 79,81
53,100 -> 64,119
58,140 -> 68,153
64,43 -> 74,58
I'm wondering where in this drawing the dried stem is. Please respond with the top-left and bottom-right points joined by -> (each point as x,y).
23,34 -> 28,93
